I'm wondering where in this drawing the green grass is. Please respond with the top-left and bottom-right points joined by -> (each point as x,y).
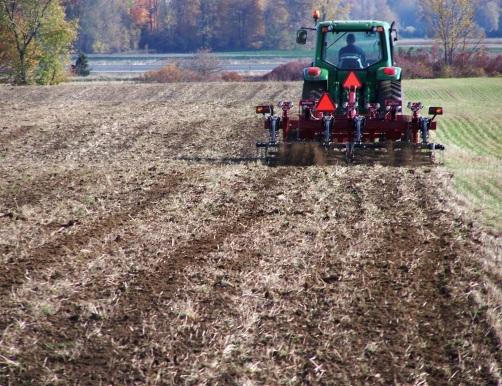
404,78 -> 502,231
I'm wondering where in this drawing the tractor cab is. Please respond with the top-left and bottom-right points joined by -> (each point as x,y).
298,19 -> 401,114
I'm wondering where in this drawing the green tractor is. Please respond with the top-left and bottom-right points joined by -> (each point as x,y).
256,11 -> 444,165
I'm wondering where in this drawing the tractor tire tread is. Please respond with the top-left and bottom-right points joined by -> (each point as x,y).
378,80 -> 402,106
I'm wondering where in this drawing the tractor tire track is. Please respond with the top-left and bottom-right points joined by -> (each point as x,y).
336,170 -> 502,384
0,170 -> 188,311
0,125 -> 35,147
217,168 -> 501,385
320,169 -> 502,384
5,167 -> 291,384
0,166 -> 90,209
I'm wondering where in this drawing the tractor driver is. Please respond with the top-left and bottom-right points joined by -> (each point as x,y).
339,33 -> 366,67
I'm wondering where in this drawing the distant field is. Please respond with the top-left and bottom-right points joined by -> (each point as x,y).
405,78 -> 502,231
80,53 -> 299,77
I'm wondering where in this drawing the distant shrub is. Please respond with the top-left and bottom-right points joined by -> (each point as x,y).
486,55 -> 502,75
395,50 -> 435,79
221,71 -> 244,82
453,52 -> 502,77
143,64 -> 201,83
261,60 -> 309,81
396,48 -> 502,79
186,49 -> 222,78
143,49 -> 225,83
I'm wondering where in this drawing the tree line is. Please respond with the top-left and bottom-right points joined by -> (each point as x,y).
0,0 -> 500,84
64,0 -> 501,54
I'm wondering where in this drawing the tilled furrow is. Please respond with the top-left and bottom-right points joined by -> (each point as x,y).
1,167 -> 291,384
0,171 -> 184,307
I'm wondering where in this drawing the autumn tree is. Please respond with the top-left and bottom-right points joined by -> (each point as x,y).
35,1 -> 76,84
58,0 -> 502,54
0,12 -> 16,77
421,0 -> 483,65
169,0 -> 201,51
66,0 -> 141,53
199,0 -> 221,49
242,0 -> 265,49
0,0 -> 53,83
130,0 -> 159,31
130,3 -> 150,28
263,0 -> 291,49
225,0 -> 265,50
0,0 -> 76,84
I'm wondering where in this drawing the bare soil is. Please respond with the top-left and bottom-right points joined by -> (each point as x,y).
0,82 -> 500,385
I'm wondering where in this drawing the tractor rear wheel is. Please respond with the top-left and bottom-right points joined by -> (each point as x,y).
377,80 -> 402,106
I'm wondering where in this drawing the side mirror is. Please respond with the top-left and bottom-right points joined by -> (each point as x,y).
390,21 -> 398,42
297,29 -> 307,45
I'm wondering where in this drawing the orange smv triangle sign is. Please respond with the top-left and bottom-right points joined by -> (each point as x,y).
316,92 -> 337,113
343,71 -> 362,89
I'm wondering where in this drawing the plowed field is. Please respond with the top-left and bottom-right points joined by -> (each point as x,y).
0,82 -> 500,385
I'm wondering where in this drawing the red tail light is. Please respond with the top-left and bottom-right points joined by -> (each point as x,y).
383,67 -> 396,76
307,67 -> 321,77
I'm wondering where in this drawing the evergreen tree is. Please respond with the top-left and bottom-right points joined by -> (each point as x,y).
74,52 -> 91,76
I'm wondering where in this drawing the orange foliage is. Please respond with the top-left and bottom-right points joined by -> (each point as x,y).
129,0 -> 159,29
130,6 -> 149,26
143,64 -> 201,83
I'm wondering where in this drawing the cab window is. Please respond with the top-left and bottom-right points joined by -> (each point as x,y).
322,30 -> 384,70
